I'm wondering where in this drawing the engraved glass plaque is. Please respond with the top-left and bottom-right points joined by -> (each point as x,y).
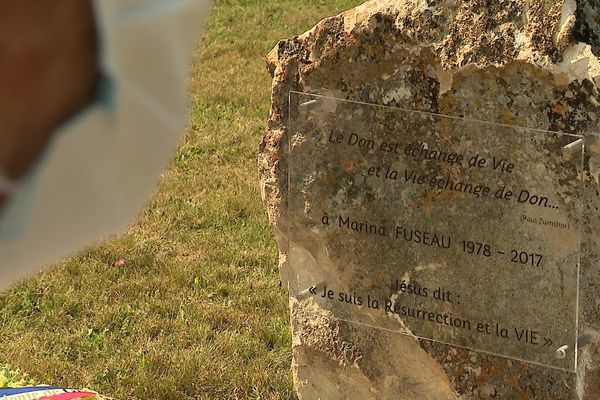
287,91 -> 583,371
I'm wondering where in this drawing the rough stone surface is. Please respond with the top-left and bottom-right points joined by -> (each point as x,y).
259,1 -> 600,399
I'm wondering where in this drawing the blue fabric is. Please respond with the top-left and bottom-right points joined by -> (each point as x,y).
0,386 -> 62,395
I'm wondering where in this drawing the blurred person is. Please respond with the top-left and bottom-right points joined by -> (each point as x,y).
0,0 -> 211,287
0,0 -> 211,398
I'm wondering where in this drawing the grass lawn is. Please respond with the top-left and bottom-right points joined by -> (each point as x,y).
0,1 -> 363,399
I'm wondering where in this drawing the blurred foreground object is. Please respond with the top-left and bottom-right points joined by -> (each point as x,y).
0,1 -> 99,187
0,0 -> 212,289
1,364 -> 105,399
0,386 -> 101,399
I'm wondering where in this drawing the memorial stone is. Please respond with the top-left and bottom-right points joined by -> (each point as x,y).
259,1 -> 600,398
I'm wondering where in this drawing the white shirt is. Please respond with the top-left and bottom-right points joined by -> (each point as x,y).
0,0 -> 212,289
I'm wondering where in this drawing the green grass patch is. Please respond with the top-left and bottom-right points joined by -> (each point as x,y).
0,365 -> 34,388
0,1 -> 363,399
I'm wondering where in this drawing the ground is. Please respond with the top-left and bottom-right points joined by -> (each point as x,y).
0,1 -> 362,399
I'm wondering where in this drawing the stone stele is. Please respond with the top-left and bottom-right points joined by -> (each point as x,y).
259,1 -> 600,399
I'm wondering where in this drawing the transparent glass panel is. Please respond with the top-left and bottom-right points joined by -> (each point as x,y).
287,91 -> 583,372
